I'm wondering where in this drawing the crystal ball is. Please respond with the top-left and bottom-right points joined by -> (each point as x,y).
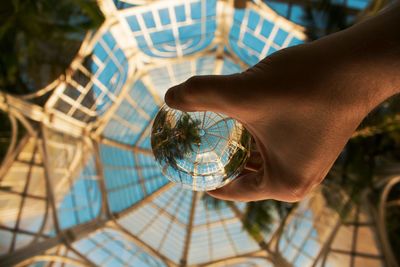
151,104 -> 252,191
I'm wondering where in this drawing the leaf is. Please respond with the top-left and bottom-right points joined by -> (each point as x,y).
0,0 -> 104,95
70,0 -> 104,27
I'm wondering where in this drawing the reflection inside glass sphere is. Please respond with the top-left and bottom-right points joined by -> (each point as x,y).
151,104 -> 251,191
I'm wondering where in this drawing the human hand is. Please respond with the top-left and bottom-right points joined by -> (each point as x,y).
164,4 -> 400,202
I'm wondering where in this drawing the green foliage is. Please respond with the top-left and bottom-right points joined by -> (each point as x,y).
327,96 -> 400,207
202,192 -> 295,238
151,109 -> 201,172
322,96 -> 400,263
357,0 -> 393,19
0,112 -> 13,163
0,0 -> 104,96
302,0 -> 352,40
303,4 -> 400,258
243,201 -> 275,237
302,0 -> 392,40
385,184 -> 400,264
242,200 -> 295,238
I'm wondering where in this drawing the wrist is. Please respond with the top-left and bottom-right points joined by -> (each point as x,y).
314,2 -> 400,114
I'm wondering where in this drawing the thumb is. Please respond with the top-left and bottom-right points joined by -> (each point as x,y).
207,170 -> 270,202
164,74 -> 243,114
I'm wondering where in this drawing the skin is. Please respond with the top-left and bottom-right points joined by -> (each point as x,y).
165,3 -> 400,202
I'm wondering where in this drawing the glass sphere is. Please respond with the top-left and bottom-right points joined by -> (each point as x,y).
151,104 -> 252,191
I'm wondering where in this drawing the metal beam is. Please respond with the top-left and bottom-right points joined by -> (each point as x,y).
0,92 -> 84,137
0,218 -> 106,267
66,245 -> 99,267
311,199 -> 354,267
0,93 -> 46,123
93,140 -> 112,218
0,236 -> 63,267
378,176 -> 400,267
179,192 -> 198,266
329,248 -> 384,259
38,128 -> 62,235
0,177 -> 173,266
9,140 -> 38,253
0,134 -> 31,180
15,255 -> 89,267
0,225 -> 50,239
111,221 -> 176,267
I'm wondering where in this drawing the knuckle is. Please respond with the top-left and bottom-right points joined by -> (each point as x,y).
184,76 -> 203,92
289,186 -> 309,202
180,76 -> 206,104
288,176 -> 321,202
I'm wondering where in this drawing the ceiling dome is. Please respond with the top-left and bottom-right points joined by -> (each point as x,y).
0,0 -> 392,266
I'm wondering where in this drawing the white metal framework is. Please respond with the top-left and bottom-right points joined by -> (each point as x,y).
0,0 -> 396,266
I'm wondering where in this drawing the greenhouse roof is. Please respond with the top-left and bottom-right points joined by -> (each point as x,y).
0,0 -> 395,266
